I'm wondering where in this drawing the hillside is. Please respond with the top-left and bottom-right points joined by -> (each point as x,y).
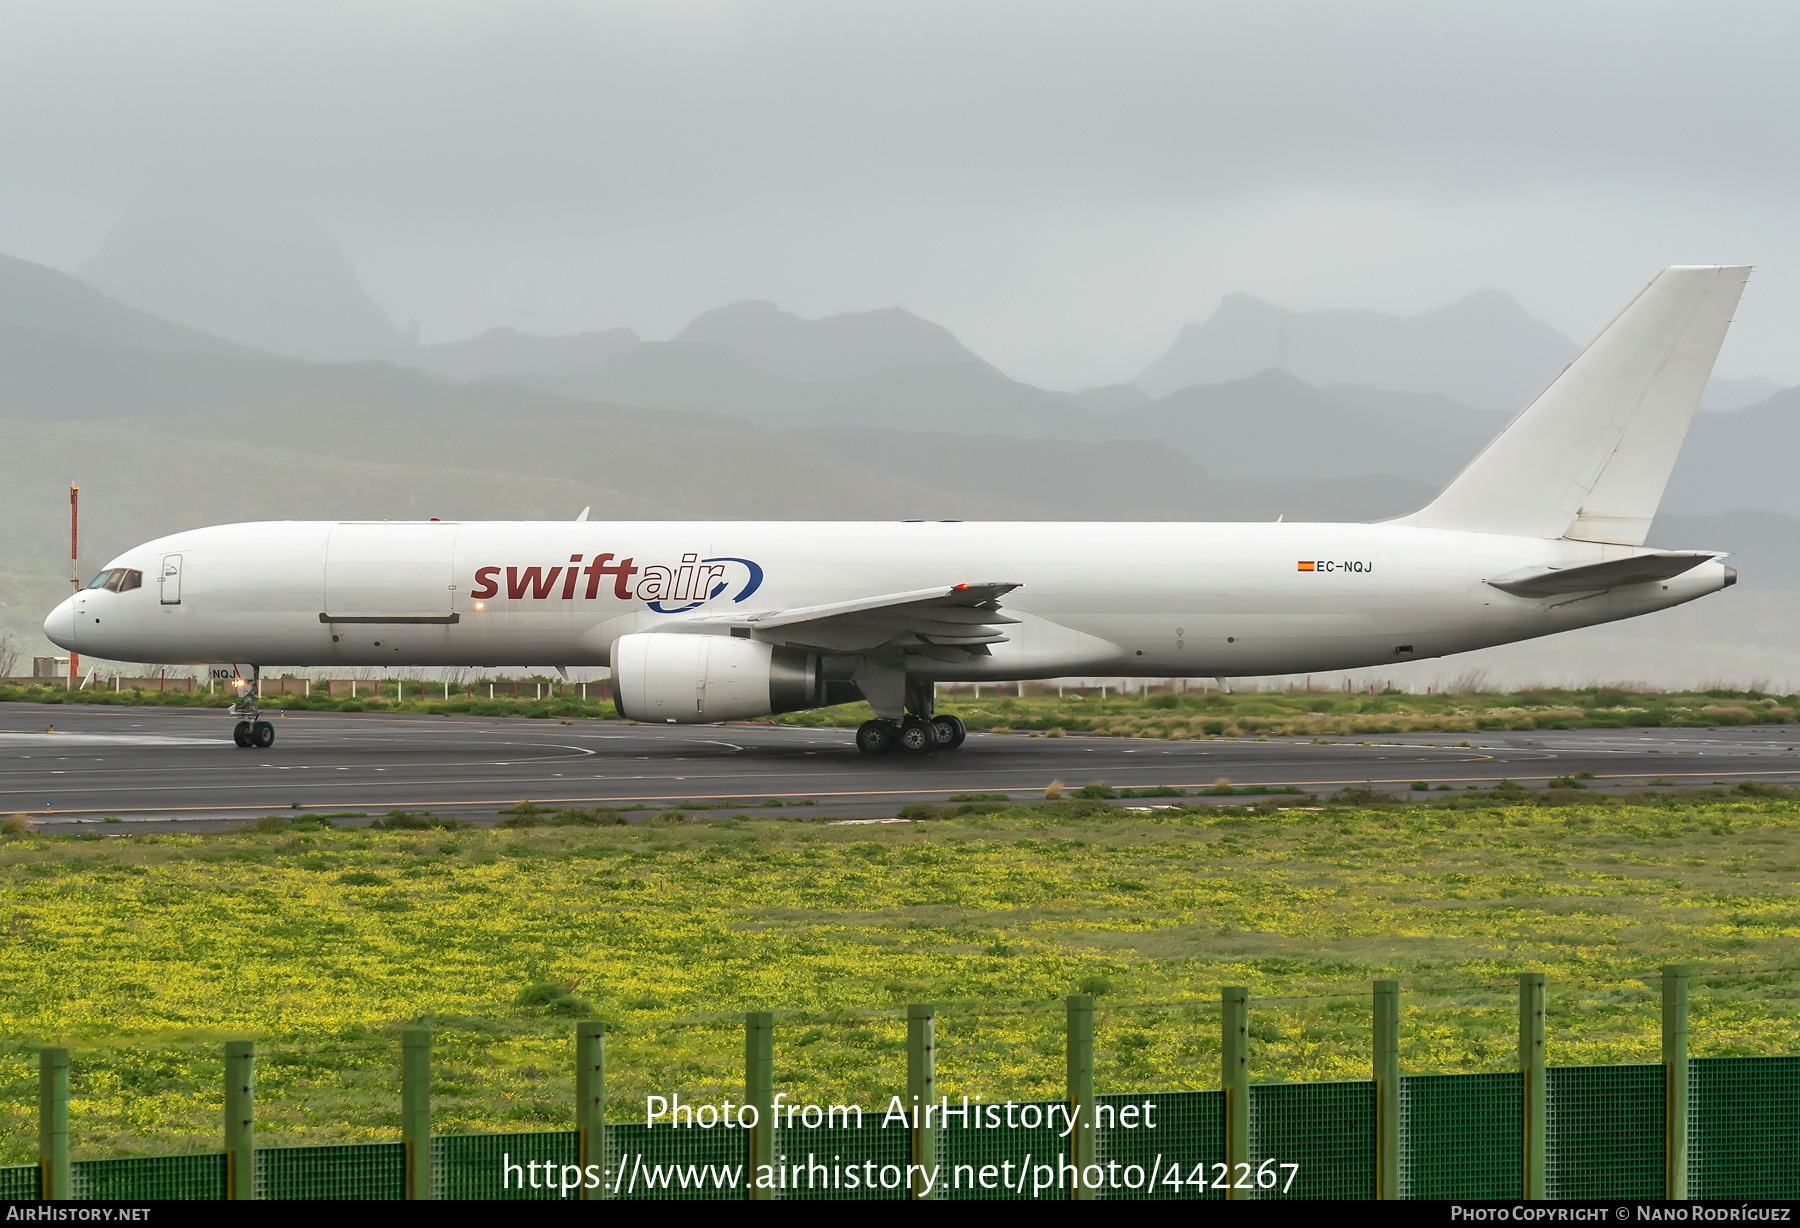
1134,290 -> 1581,411
672,299 -> 991,382
410,326 -> 641,381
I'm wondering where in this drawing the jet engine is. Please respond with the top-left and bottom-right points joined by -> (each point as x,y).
612,632 -> 825,723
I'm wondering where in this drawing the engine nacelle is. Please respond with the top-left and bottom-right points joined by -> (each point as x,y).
612,632 -> 822,723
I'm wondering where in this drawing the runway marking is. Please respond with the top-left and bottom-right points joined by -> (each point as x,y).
24,764 -> 1800,819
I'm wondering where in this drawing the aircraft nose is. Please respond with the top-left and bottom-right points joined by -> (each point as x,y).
43,596 -> 76,650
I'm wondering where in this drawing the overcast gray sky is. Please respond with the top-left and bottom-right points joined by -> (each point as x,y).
1,0 -> 1794,388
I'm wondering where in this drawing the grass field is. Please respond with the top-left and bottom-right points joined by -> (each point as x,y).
4,680 -> 1796,739
2,788 -> 1798,1162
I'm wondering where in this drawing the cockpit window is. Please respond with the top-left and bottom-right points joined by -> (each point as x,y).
87,568 -> 143,592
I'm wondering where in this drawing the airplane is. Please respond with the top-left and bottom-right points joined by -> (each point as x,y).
45,266 -> 1749,756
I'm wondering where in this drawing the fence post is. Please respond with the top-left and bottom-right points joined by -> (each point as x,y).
403,1028 -> 432,1200
38,1046 -> 69,1201
577,1022 -> 606,1201
1221,986 -> 1248,1200
1374,980 -> 1399,1200
746,1011 -> 774,1200
1520,973 -> 1546,1200
225,1040 -> 255,1200
1067,994 -> 1095,1200
907,1003 -> 937,1200
1663,965 -> 1689,1201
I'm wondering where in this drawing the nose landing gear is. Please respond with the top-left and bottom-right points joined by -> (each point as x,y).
228,665 -> 275,749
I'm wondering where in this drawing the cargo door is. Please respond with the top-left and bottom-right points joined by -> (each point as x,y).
323,522 -> 460,623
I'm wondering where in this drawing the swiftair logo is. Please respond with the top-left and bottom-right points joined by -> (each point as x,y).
470,553 -> 764,614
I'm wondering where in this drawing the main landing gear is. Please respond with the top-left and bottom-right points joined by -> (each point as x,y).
855,678 -> 968,757
229,665 -> 275,750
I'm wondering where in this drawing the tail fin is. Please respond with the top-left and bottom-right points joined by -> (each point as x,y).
1398,265 -> 1750,543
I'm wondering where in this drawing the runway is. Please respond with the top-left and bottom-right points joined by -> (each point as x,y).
2,702 -> 1797,832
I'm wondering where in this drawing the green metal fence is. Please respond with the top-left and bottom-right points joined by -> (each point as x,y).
13,970 -> 1800,1201
609,1122 -> 749,1200
1094,1089 -> 1223,1201
254,1143 -> 405,1201
774,1118 -> 910,1200
71,1153 -> 226,1200
1545,1063 -> 1665,1201
1249,1079 -> 1375,1199
1398,1071 -> 1522,1200
1689,1056 -> 1800,1200
0,1164 -> 40,1200
433,1130 -> 578,1200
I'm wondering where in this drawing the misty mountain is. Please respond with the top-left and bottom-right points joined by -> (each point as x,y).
410,325 -> 641,381
79,200 -> 412,362
0,253 -> 251,359
1664,386 -> 1800,517
1067,384 -> 1151,413
1103,369 -> 1487,484
1648,509 -> 1800,589
1701,375 -> 1786,412
520,341 -> 1099,437
672,299 -> 992,382
790,426 -> 1437,522
1135,290 -> 1580,412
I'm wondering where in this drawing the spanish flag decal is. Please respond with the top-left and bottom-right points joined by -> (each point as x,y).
1297,561 -> 1316,571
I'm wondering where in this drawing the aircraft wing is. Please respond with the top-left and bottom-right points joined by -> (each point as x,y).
689,582 -> 1022,655
1487,552 -> 1719,597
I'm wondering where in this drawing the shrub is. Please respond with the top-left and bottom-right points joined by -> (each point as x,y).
514,980 -> 591,1016
251,814 -> 337,832
1043,780 -> 1064,800
1,814 -> 31,836
1076,974 -> 1114,996
1410,781 -> 1429,791
545,808 -> 628,827
1075,781 -> 1116,799
497,801 -> 546,829
370,810 -> 472,831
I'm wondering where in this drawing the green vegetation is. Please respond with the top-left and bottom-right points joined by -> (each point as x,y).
4,681 -> 1795,739
0,790 -> 1796,1160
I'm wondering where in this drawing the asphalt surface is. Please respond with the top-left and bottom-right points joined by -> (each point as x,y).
2,702 -> 1798,832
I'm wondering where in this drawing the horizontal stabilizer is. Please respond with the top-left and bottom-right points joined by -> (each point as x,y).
1486,552 -> 1716,597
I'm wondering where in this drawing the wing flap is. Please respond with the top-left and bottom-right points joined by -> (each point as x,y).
688,581 -> 1023,654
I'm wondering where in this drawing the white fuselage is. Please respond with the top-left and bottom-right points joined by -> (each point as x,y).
44,520 -> 1730,679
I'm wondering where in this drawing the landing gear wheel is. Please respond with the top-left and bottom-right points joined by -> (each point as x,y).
932,714 -> 967,749
856,719 -> 897,756
897,717 -> 938,755
251,721 -> 275,749
233,721 -> 252,748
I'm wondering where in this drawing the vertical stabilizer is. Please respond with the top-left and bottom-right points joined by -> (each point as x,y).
1398,266 -> 1750,543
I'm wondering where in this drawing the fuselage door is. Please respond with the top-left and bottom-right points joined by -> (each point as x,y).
324,523 -> 460,621
159,554 -> 183,605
